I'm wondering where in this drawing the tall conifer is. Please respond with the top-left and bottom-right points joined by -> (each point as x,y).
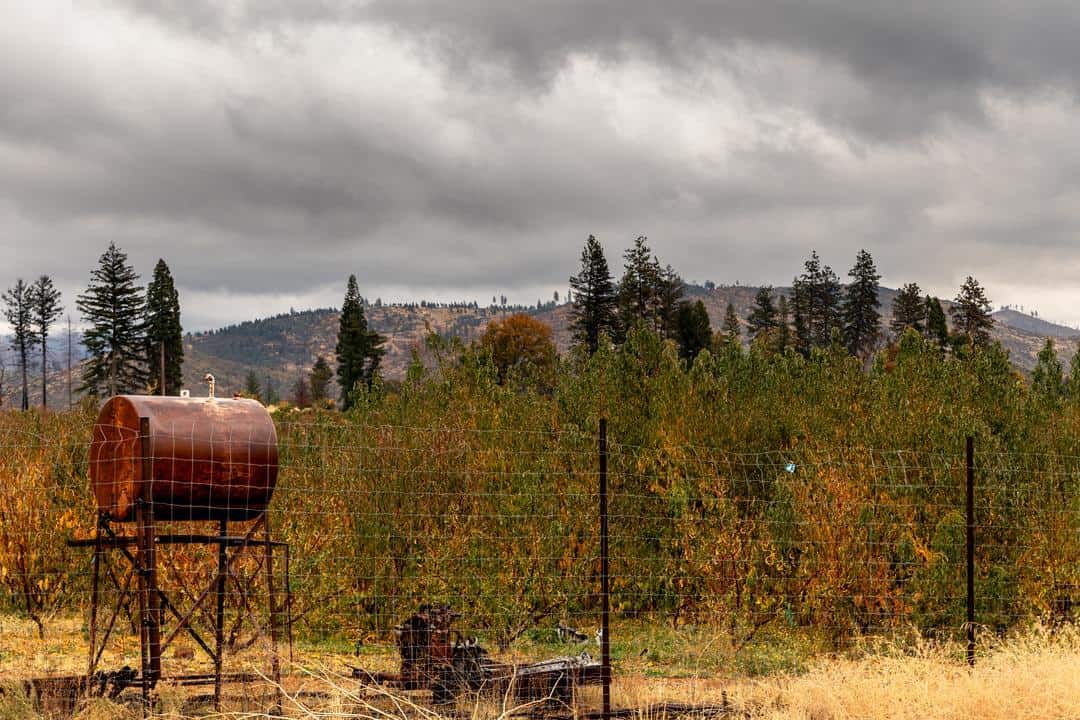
746,287 -> 778,340
335,275 -> 385,409
30,276 -> 62,408
841,249 -> 882,357
568,235 -> 617,353
2,279 -> 36,410
950,276 -> 994,348
145,259 -> 183,395
722,302 -> 741,343
890,283 -> 925,337
791,250 -> 842,354
925,296 -> 950,353
77,243 -> 147,396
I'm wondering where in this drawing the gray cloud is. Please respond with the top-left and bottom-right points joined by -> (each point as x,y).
5,1 -> 1080,331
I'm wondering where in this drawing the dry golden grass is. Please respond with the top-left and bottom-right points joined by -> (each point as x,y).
4,622 -> 1078,719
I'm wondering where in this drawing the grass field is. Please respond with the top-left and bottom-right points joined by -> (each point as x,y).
2,613 -> 1078,719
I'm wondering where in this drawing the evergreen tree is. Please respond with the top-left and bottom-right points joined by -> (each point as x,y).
263,376 -> 279,405
925,296 -> 950,353
617,236 -> 662,335
674,300 -> 712,363
656,265 -> 685,339
1032,338 -> 1064,403
841,249 -> 881,357
775,295 -> 793,352
30,276 -> 62,409
335,275 -> 385,409
244,369 -> 262,402
2,279 -> 36,410
890,282 -> 925,337
746,286 -> 778,340
291,372 -> 311,408
145,259 -> 183,395
309,355 -> 333,405
1066,342 -> 1080,403
77,243 -> 147,396
791,250 -> 842,354
722,302 -> 740,343
950,276 -> 994,348
568,235 -> 617,353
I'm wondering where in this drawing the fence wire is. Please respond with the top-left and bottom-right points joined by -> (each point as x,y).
0,416 -> 1077,694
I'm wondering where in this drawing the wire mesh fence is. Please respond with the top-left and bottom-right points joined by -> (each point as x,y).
0,411 -> 1078,713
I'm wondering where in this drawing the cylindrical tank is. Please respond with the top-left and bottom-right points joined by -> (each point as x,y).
89,395 -> 279,522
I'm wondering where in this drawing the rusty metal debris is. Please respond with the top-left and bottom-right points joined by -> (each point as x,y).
352,604 -> 603,706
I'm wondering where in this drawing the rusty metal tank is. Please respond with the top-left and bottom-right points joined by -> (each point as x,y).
89,395 -> 279,522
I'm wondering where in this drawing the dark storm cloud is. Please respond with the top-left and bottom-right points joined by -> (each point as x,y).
5,1 -> 1080,330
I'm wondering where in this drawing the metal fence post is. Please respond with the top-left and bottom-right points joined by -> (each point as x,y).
599,418 -> 611,719
966,435 -> 976,667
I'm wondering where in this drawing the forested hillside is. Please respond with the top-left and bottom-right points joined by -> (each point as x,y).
174,286 -> 1078,399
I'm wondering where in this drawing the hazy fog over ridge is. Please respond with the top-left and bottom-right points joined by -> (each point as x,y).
5,1 -> 1080,331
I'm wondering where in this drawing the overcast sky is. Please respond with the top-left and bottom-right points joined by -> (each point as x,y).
5,1 -> 1080,331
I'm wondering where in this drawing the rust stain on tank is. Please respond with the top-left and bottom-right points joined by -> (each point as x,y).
89,395 -> 279,522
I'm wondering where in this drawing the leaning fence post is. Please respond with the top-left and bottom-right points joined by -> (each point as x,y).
599,418 -> 611,719
966,435 -> 976,667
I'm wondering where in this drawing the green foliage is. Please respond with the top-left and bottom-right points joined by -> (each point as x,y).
746,286 -> 778,340
950,276 -> 995,348
243,369 -> 262,401
722,302 -> 740,343
925,296 -> 950,353
890,282 -> 925,337
675,300 -> 712,364
616,237 -> 683,340
1032,338 -> 1064,405
335,275 -> 386,409
791,250 -> 842,355
841,249 -> 881,356
309,355 -> 333,405
144,259 -> 183,395
76,243 -> 147,396
1,322 -> 1078,652
569,234 -> 618,354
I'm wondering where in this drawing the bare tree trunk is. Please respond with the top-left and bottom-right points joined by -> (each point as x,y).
41,335 -> 47,409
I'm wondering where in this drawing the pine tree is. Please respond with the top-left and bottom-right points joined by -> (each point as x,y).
77,243 -> 147,396
244,369 -> 262,402
791,250 -> 842,354
841,249 -> 881,357
145,259 -> 183,395
1032,338 -> 1064,403
263,376 -> 279,405
1066,342 -> 1080,403
674,300 -> 712,363
291,372 -> 311,408
335,275 -> 385,409
568,235 -> 617,353
656,265 -> 685,339
925,296 -> 950,353
617,236 -> 662,335
746,287 -> 778,340
29,276 -> 62,409
950,276 -> 994,348
775,295 -> 793,352
722,302 -> 740,343
890,282 -> 925,337
309,355 -> 333,405
2,279 -> 36,410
